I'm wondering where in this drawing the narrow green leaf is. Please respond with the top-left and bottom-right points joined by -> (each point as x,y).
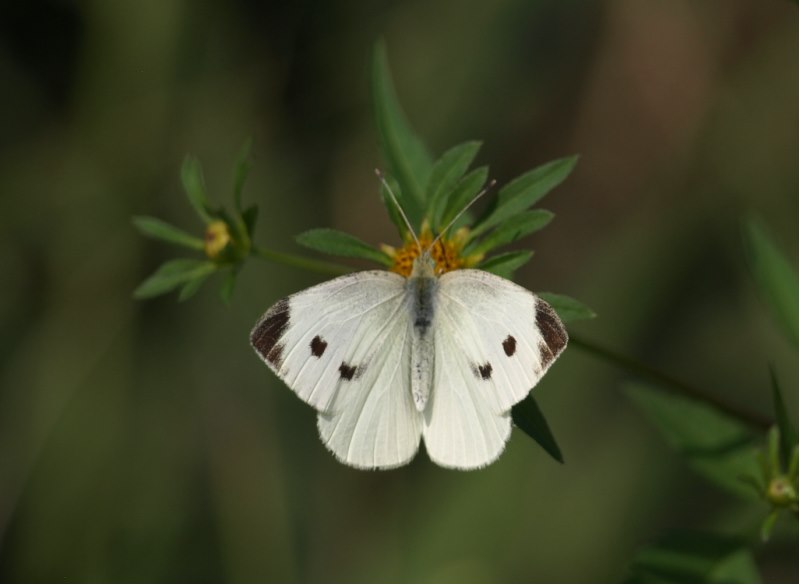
134,259 -> 217,299
472,155 -> 577,237
242,205 -> 259,238
426,141 -> 481,228
379,175 -> 409,239
538,292 -> 596,324
628,532 -> 761,583
178,271 -> 211,302
468,210 -> 554,255
181,155 -> 213,223
219,269 -> 237,305
770,368 -> 797,468
232,138 -> 253,212
626,383 -> 761,499
479,250 -> 533,279
371,41 -> 432,229
511,395 -> 564,464
439,166 -> 489,232
743,217 -> 798,344
296,228 -> 393,266
132,216 -> 204,250
760,510 -> 779,543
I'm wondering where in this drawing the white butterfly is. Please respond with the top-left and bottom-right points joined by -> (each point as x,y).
250,177 -> 568,470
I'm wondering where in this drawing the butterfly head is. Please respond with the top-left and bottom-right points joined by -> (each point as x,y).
410,250 -> 437,279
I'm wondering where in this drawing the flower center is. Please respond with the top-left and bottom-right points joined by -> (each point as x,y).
386,227 -> 469,277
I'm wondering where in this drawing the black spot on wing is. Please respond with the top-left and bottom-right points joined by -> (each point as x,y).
473,362 -> 493,380
502,335 -> 517,357
310,335 -> 327,357
535,298 -> 568,359
339,362 -> 358,381
251,298 -> 290,368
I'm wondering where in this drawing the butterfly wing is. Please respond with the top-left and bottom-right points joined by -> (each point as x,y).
250,271 -> 423,469
423,269 -> 568,469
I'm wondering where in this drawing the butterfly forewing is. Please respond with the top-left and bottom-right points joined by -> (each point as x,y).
421,269 -> 568,469
251,271 -> 423,468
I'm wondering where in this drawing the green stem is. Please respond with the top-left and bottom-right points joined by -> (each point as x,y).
250,246 -> 351,276
569,334 -> 772,431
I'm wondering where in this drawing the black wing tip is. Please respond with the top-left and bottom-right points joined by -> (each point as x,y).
535,298 -> 568,363
251,298 -> 290,367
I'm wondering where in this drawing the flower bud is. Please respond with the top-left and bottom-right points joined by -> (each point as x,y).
204,220 -> 232,260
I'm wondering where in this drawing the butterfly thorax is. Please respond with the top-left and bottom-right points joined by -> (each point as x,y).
407,252 -> 438,412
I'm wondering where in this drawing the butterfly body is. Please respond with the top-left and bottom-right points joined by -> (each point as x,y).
251,254 -> 567,470
408,253 -> 437,411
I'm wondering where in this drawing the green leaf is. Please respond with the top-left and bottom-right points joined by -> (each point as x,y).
232,138 -> 253,212
468,210 -> 553,255
625,383 -> 761,499
770,368 -> 797,468
371,41 -> 432,229
219,269 -> 237,305
479,250 -> 533,279
379,174 -> 410,239
512,394 -> 564,464
628,532 -> 761,583
134,259 -> 217,299
181,155 -> 213,223
242,205 -> 259,238
760,510 -> 779,543
426,141 -> 481,228
538,292 -> 596,324
296,228 -> 393,266
472,156 -> 577,237
439,166 -> 489,232
177,271 -> 212,302
743,217 -> 798,344
132,216 -> 204,250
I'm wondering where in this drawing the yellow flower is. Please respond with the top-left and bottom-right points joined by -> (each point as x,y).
380,222 -> 483,277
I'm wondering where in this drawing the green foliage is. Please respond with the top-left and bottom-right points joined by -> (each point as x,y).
134,143 -> 263,302
219,269 -> 238,306
134,259 -> 217,299
770,369 -> 797,468
296,228 -> 393,266
470,156 -> 577,238
511,395 -> 564,463
466,210 -> 554,256
626,382 -> 761,499
539,292 -> 597,323
479,250 -> 534,279
371,41 -> 433,230
743,217 -> 798,345
378,174 -> 409,238
132,216 -> 204,250
426,141 -> 482,229
232,138 -> 253,212
628,532 -> 761,583
180,155 -> 213,224
439,166 -> 489,231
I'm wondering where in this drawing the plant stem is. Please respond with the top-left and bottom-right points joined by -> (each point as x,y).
569,334 -> 772,431
250,246 -> 351,276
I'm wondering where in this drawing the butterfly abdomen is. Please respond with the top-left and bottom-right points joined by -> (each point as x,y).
409,275 -> 437,412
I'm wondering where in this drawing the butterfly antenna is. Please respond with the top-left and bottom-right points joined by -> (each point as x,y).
427,179 -> 497,251
374,169 -> 422,252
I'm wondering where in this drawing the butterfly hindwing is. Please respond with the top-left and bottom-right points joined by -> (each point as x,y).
251,271 -> 422,469
422,269 -> 568,469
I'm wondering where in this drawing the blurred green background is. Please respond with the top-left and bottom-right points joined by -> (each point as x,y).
0,0 -> 797,581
